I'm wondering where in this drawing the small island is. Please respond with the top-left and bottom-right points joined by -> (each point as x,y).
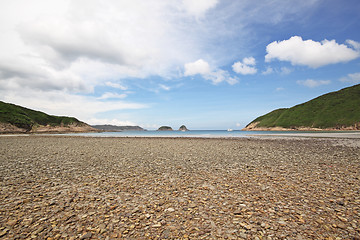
178,125 -> 189,131
157,126 -> 173,131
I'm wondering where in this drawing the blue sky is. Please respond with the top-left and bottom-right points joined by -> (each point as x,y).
1,0 -> 360,130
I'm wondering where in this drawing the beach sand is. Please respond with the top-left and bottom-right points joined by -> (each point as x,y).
0,136 -> 359,239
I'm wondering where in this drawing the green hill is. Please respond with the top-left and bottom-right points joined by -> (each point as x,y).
244,84 -> 360,131
0,101 -> 95,133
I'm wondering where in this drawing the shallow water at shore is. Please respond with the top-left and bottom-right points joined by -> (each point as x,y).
60,130 -> 360,139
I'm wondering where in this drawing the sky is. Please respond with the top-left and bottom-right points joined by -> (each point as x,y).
0,0 -> 360,130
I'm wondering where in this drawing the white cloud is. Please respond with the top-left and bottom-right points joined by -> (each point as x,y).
346,40 -> 360,50
232,57 -> 257,75
265,36 -> 360,68
184,59 -> 238,85
184,59 -> 211,76
243,57 -> 256,66
297,79 -> 331,88
207,70 -> 239,85
182,0 -> 218,18
340,72 -> 360,84
226,77 -> 239,86
276,87 -> 285,91
97,92 -> 127,100
105,82 -> 128,90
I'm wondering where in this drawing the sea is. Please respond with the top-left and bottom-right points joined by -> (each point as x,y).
63,130 -> 307,138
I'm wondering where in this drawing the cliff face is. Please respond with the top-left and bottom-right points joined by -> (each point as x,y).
243,84 -> 360,131
30,122 -> 98,134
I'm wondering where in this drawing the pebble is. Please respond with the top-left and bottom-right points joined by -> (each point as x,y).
0,136 -> 359,239
80,232 -> 92,239
165,207 -> 175,212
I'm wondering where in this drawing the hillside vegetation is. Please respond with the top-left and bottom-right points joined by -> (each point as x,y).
244,84 -> 360,130
0,101 -> 93,133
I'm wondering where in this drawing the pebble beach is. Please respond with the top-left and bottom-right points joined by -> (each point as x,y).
0,136 -> 359,239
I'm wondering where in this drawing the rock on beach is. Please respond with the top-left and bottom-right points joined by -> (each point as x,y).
0,136 -> 359,239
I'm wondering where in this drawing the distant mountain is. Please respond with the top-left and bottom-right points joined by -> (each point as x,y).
0,101 -> 97,133
92,125 -> 144,131
244,84 -> 360,131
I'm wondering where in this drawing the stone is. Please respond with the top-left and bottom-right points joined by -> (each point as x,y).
80,232 -> 93,239
165,207 -> 175,212
152,223 -> 162,228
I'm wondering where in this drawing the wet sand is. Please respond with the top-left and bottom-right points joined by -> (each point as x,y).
0,136 -> 359,239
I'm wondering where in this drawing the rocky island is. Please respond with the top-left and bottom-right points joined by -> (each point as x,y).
157,126 -> 173,131
178,125 -> 189,131
243,84 -> 360,131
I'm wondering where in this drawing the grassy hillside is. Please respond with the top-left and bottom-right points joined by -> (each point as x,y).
246,84 -> 360,130
0,101 -> 81,131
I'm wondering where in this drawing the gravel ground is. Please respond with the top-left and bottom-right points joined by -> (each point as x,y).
0,136 -> 359,239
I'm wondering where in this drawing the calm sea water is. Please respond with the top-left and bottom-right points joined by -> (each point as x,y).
63,130 -> 294,138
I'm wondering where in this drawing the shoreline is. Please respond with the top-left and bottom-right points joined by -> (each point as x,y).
1,130 -> 360,140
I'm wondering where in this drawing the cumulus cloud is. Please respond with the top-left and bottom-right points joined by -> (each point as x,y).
184,59 -> 211,76
297,79 -> 331,88
265,36 -> 360,68
184,59 -> 238,85
232,57 -> 257,75
340,72 -> 360,84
